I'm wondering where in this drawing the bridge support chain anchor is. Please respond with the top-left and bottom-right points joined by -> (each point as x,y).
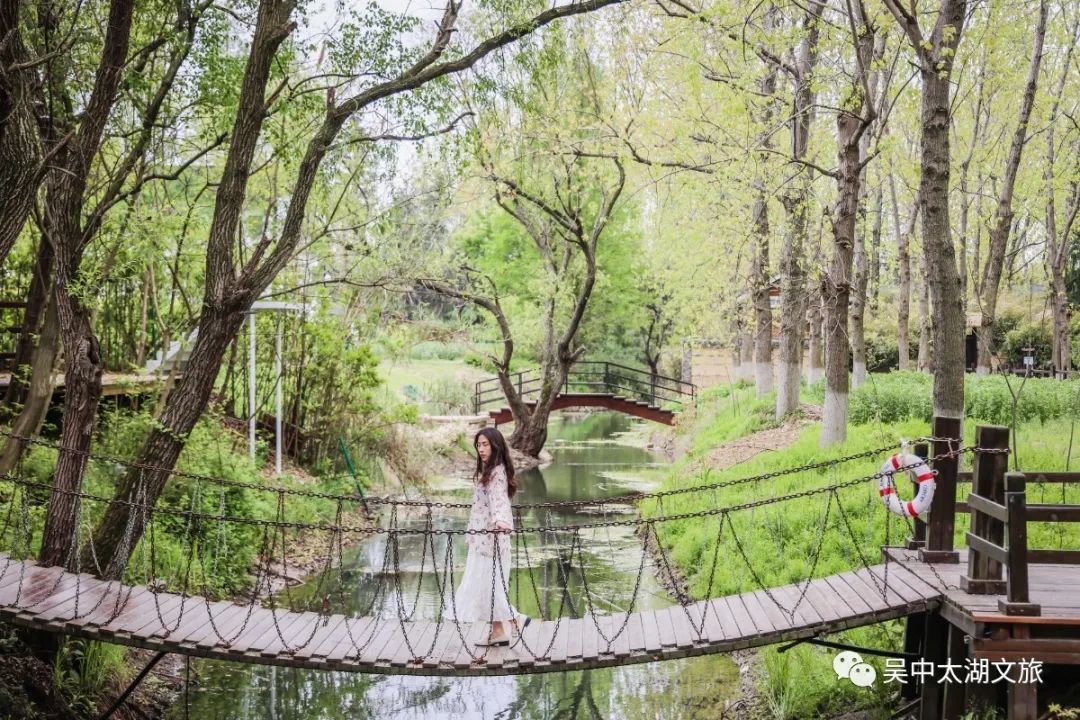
96,650 -> 168,720
776,634 -> 919,661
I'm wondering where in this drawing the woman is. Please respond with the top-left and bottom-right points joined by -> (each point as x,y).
451,427 -> 529,646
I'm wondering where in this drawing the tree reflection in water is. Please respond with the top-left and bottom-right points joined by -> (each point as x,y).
170,413 -> 739,719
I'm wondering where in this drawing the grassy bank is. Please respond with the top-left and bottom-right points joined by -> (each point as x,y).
0,408 -> 384,718
646,373 -> 1080,718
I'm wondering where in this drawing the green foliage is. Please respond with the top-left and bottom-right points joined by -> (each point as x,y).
844,371 -> 1080,426
1002,322 -> 1053,368
52,640 -> 129,714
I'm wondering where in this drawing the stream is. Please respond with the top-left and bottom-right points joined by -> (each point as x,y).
167,412 -> 740,719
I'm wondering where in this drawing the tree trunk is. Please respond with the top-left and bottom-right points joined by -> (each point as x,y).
1044,17 -> 1079,378
890,172 -> 916,371
738,328 -> 754,381
806,286 -> 824,384
822,91 -> 869,446
88,308 -> 246,578
0,294 -> 60,476
975,0 -> 1047,374
882,0 -> 968,417
775,2 -> 822,418
917,262 -> 933,373
918,46 -> 964,415
851,184 -> 877,386
750,48 -> 777,397
0,0 -> 43,267
2,237 -> 55,411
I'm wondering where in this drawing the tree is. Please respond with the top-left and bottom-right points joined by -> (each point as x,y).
881,0 -> 969,419
973,0 -> 1048,374
89,0 -> 627,579
774,0 -> 824,419
422,153 -> 627,457
820,0 -> 875,446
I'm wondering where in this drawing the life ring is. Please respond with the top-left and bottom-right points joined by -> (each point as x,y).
878,453 -> 936,519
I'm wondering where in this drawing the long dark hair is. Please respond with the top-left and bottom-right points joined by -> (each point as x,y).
473,427 -> 517,498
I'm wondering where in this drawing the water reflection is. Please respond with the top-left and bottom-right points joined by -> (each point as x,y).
169,412 -> 738,719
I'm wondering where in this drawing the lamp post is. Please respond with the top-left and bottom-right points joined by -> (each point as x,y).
247,301 -> 304,475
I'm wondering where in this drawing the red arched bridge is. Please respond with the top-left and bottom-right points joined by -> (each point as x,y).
474,361 -> 696,426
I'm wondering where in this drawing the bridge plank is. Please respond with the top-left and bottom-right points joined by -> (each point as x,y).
325,616 -> 377,664
637,609 -> 663,653
862,564 -> 921,606
625,610 -> 647,654
560,616 -> 586,660
660,607 -> 695,649
436,622 -> 468,668
400,621 -> 439,666
377,622 -> 412,666
452,621 -> 488,669
15,571 -> 84,616
523,617 -> 559,666
89,586 -> 157,635
41,576 -> 126,630
191,602 -> 253,649
801,578 -> 847,626
336,613 -> 388,664
696,599 -> 725,644
738,591 -> 780,639
605,612 -> 632,658
726,595 -> 758,646
259,611 -> 318,657
821,573 -> 877,618
294,614 -> 347,662
223,604 -> 284,655
842,569 -> 901,613
132,592 -> 187,639
652,606 -> 679,648
7,565 -> 65,607
420,621 -> 457,668
170,599 -> 239,648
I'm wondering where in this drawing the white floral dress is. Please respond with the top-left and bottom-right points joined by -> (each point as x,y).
449,465 -> 517,622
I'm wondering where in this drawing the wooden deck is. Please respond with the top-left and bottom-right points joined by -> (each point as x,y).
0,554 -> 942,676
0,372 -> 175,398
885,547 -> 1080,665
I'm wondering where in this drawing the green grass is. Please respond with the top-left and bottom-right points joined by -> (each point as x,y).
378,358 -> 489,412
651,375 -> 1080,719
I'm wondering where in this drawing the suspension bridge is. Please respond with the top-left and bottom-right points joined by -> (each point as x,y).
0,421 -> 1078,719
474,360 -> 696,425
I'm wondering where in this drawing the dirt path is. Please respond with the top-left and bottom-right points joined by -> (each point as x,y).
689,403 -> 821,475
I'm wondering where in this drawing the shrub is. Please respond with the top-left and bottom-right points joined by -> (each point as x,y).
1002,322 -> 1052,369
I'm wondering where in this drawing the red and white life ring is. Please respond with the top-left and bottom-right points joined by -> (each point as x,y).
878,453 -> 936,519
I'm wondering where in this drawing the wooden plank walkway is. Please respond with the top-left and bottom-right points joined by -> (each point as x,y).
883,548 -> 1080,630
0,554 -> 943,676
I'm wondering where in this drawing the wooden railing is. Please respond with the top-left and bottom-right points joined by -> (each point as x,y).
959,424 -> 1080,616
473,360 -> 696,414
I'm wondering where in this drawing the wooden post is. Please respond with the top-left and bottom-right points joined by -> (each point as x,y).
1007,625 -> 1038,720
1000,472 -> 1040,616
901,610 -> 926,700
919,612 -> 949,720
908,441 -> 929,549
961,424 -> 1009,593
942,624 -> 967,720
920,415 -> 962,563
